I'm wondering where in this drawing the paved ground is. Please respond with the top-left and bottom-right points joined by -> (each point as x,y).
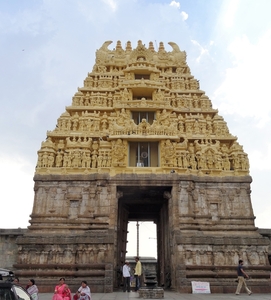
39,291 -> 271,300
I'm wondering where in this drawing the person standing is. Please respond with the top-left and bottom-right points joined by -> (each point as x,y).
122,260 -> 131,292
235,259 -> 252,295
134,256 -> 142,292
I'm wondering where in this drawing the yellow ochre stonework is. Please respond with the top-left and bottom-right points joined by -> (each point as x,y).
36,40 -> 249,176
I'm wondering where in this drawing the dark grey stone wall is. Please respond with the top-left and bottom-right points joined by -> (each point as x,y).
0,229 -> 26,270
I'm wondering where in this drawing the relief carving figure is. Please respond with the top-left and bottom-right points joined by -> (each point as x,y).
161,139 -> 176,167
154,89 -> 164,101
101,112 -> 108,131
121,88 -> 131,101
138,118 -> 150,135
117,108 -> 130,126
111,139 -> 127,166
81,151 -> 91,168
91,153 -> 97,168
47,153 -> 55,168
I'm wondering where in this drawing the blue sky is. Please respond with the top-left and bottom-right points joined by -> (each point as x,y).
0,0 -> 271,256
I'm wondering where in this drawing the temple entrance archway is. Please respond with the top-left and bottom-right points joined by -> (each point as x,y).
116,185 -> 172,289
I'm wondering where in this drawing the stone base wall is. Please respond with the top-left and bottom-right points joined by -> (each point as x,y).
1,174 -> 271,293
0,229 -> 26,270
0,232 -> 271,293
14,231 -> 114,293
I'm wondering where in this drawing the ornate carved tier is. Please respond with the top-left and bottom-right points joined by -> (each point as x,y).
37,40 -> 249,177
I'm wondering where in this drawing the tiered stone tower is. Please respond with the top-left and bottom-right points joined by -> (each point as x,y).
15,40 -> 270,293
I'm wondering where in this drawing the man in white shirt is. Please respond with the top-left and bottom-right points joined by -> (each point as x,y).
122,260 -> 131,292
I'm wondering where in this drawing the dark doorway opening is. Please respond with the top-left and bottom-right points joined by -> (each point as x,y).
116,185 -> 172,289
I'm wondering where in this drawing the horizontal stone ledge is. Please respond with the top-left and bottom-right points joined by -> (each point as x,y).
107,134 -> 180,140
14,263 -> 107,269
0,229 -> 27,235
175,236 -> 269,245
185,265 -> 271,271
29,218 -> 110,225
186,273 -> 271,279
185,265 -> 270,269
33,173 -> 252,183
20,236 -> 112,241
14,270 -> 105,277
186,272 -> 271,279
28,219 -> 111,224
15,239 -> 112,244
18,230 -> 111,236
25,225 -> 112,232
186,271 -> 215,278
177,226 -> 257,231
215,272 -> 270,278
179,215 -> 256,221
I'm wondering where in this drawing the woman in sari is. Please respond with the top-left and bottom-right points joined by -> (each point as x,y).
73,281 -> 91,300
52,278 -> 72,300
27,279 -> 39,300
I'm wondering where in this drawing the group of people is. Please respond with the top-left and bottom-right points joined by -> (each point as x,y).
122,256 -> 142,293
13,277 -> 39,300
11,258 -> 254,297
52,278 -> 91,300
13,277 -> 91,300
123,257 -> 254,295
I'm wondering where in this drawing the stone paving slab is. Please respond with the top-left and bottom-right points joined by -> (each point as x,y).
39,292 -> 271,300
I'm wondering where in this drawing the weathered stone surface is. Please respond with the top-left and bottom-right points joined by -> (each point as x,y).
139,287 -> 164,298
0,229 -> 26,269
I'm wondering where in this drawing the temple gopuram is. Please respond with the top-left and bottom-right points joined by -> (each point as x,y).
11,40 -> 271,293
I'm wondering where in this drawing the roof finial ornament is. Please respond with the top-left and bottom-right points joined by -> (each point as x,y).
99,40 -> 112,51
158,42 -> 165,52
148,42 -> 155,52
116,40 -> 123,50
137,40 -> 143,47
168,42 -> 181,52
126,41 -> 132,51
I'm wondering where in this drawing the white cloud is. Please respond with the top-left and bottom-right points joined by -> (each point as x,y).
180,11 -> 188,21
191,39 -> 209,62
169,1 -> 188,20
170,1 -> 180,9
221,0 -> 239,28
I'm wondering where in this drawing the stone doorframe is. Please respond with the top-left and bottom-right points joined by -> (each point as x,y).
115,185 -> 173,290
